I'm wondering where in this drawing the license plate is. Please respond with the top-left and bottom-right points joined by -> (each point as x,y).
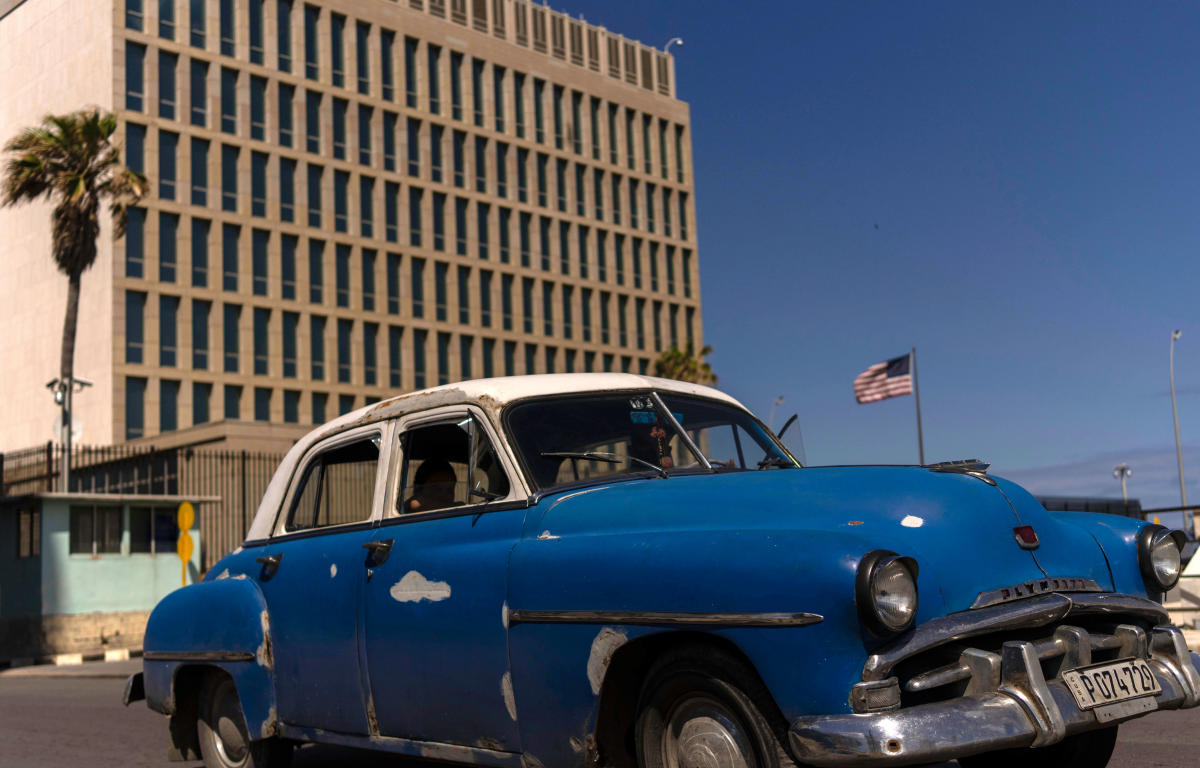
1062,658 -> 1161,711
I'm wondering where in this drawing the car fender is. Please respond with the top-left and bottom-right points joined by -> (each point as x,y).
507,526 -> 885,768
1049,510 -> 1154,599
143,576 -> 279,740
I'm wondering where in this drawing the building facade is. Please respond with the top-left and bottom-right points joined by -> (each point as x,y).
0,0 -> 701,452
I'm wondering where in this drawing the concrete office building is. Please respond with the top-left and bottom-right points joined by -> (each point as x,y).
0,0 -> 702,453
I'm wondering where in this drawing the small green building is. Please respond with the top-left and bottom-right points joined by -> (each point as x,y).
0,493 -> 209,665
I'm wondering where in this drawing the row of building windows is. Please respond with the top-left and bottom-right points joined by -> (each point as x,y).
124,341 -> 659,439
125,119 -> 690,242
124,0 -> 674,99
124,287 -> 697,378
121,36 -> 686,182
125,208 -> 696,302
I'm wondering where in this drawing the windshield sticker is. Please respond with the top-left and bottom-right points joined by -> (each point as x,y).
629,410 -> 657,424
628,397 -> 654,410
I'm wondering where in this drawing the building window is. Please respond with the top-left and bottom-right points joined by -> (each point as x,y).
221,144 -> 238,211
411,257 -> 425,317
126,123 -> 145,175
338,394 -> 355,415
407,117 -> 421,175
251,229 -> 269,295
404,36 -> 418,107
330,12 -> 346,88
158,130 -> 178,200
190,0 -> 206,47
501,273 -> 513,331
306,90 -> 322,152
283,390 -> 300,423
332,98 -> 347,159
382,112 -> 397,171
160,294 -> 178,364
362,248 -> 376,310
282,311 -> 298,377
479,269 -> 492,326
224,384 -> 242,420
278,0 -> 293,70
219,0 -> 235,56
304,3 -> 319,79
513,71 -> 525,137
250,76 -> 267,140
192,299 -> 210,369
310,315 -> 326,379
126,377 -> 147,440
437,332 -> 450,384
477,202 -> 490,260
249,0 -> 265,64
158,51 -> 177,119
409,186 -> 423,246
358,104 -> 373,165
427,44 -> 441,113
308,239 -> 324,302
161,379 -> 180,432
460,335 -> 473,379
386,252 -> 401,314
281,235 -> 297,299
191,217 -> 210,286
193,382 -> 211,425
457,265 -> 470,323
223,303 -> 241,371
312,392 -> 327,423
455,197 -> 468,255
542,281 -> 554,336
126,0 -> 144,31
385,182 -> 399,242
335,244 -> 350,307
482,337 -> 495,378
333,170 -> 349,231
495,142 -> 508,198
159,212 -> 178,282
337,318 -> 352,382
222,223 -> 239,290
190,60 -> 208,127
251,152 -> 268,216
450,129 -> 463,186
434,262 -> 448,321
190,137 -> 208,205
471,58 -> 485,126
126,43 -> 146,111
125,291 -> 145,364
280,158 -> 296,221
307,163 -> 323,226
363,322 -> 378,385
553,85 -> 564,149
493,65 -> 505,132
498,207 -> 511,263
220,67 -> 238,134
450,51 -> 463,120
254,387 -> 271,421
561,287 -> 573,339
69,505 -> 122,555
533,78 -> 545,143
475,136 -> 487,193
381,30 -> 395,100
388,326 -> 402,387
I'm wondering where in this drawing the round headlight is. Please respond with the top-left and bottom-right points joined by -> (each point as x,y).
1138,525 -> 1185,592
856,551 -> 919,635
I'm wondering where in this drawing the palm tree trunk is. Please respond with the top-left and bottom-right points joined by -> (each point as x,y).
59,270 -> 81,491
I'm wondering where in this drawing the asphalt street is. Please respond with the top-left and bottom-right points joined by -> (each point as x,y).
1,673 -> 1198,767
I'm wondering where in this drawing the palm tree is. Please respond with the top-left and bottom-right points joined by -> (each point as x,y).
653,340 -> 717,385
2,108 -> 148,488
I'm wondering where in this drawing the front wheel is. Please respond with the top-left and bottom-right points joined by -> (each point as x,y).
957,725 -> 1118,768
196,675 -> 292,768
634,650 -> 795,768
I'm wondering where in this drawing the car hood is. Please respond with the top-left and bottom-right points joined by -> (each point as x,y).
529,466 -> 1115,615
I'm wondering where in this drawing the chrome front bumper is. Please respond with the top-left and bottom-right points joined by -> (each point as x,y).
789,625 -> 1200,766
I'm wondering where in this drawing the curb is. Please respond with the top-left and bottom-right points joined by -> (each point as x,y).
0,648 -> 142,676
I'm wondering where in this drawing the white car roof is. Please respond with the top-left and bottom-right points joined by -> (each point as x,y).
245,374 -> 744,541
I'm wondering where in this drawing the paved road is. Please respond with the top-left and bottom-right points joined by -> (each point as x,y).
1,675 -> 1198,767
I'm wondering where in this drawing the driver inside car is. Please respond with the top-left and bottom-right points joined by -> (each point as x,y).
404,458 -> 458,512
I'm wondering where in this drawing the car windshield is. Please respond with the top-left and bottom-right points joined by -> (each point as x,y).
506,392 -> 796,492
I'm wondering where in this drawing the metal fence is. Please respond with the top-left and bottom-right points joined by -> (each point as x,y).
0,442 -> 285,571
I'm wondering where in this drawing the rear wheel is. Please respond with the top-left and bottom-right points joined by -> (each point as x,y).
634,650 -> 795,768
957,725 -> 1118,768
196,675 -> 292,768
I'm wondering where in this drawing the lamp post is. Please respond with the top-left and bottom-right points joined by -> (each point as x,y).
1170,331 -> 1189,534
1113,463 -> 1131,504
665,37 -> 684,54
768,396 -> 784,430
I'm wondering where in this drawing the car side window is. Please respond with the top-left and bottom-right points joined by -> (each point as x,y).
398,417 -> 510,515
286,435 -> 380,532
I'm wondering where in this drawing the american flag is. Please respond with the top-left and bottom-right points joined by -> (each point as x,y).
854,354 -> 914,403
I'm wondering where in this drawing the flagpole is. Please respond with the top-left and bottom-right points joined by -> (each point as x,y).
912,347 -> 925,465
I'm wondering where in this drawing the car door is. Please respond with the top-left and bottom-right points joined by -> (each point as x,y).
254,423 -> 391,734
362,407 -> 527,750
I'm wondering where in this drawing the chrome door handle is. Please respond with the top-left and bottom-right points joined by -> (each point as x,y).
362,539 -> 394,566
255,554 -> 282,578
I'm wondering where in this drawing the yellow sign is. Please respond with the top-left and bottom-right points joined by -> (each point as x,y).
177,501 -> 195,587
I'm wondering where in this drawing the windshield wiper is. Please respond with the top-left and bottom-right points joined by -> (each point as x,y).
757,455 -> 794,469
540,450 -> 668,479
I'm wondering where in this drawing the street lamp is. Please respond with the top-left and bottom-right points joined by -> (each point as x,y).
45,375 -> 92,492
1170,331 -> 1189,534
1113,463 -> 1132,504
768,396 -> 785,430
665,37 -> 684,54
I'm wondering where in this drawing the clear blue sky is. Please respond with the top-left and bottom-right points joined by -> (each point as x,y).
566,0 -> 1200,512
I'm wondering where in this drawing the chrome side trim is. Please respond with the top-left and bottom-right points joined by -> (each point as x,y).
970,578 -> 1103,609
143,651 -> 256,662
507,609 -> 823,627
862,593 -> 1168,682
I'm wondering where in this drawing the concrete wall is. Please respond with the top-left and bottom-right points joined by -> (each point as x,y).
0,0 -> 118,451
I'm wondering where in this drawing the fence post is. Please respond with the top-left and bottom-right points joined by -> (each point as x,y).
240,450 -> 248,535
44,441 -> 53,493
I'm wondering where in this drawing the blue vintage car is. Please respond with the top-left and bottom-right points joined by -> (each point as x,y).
127,374 -> 1200,768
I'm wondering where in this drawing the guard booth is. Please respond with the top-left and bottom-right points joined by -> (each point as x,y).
0,493 -> 212,666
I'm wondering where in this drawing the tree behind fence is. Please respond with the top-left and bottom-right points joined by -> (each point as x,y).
0,443 -> 284,571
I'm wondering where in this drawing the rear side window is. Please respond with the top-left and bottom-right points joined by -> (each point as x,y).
397,417 -> 510,515
286,435 -> 380,531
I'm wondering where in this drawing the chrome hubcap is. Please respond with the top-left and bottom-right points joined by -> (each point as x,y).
211,683 -> 249,766
663,696 -> 753,768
